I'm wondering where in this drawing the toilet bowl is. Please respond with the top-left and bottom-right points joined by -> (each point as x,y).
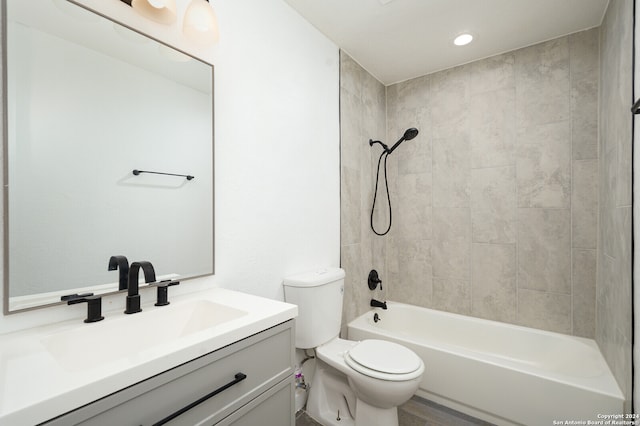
283,268 -> 424,426
307,337 -> 424,426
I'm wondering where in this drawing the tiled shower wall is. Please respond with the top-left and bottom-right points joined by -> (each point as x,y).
597,0 -> 633,407
339,52 -> 387,334
340,28 -> 600,338
383,28 -> 600,337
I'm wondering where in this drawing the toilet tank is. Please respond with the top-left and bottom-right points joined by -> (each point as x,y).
283,268 -> 345,349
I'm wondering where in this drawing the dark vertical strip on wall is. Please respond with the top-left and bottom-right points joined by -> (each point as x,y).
632,0 -> 637,414
1,0 -> 9,315
338,50 -> 342,267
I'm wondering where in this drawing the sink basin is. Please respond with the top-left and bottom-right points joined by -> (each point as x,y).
42,300 -> 247,371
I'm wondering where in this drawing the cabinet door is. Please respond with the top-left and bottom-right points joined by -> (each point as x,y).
214,379 -> 294,426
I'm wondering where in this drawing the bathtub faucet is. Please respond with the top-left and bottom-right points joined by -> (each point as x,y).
370,298 -> 387,310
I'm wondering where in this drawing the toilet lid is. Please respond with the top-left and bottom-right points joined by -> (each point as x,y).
347,339 -> 422,375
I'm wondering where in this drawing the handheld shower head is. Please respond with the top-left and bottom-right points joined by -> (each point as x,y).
403,127 -> 419,141
369,127 -> 420,236
387,127 -> 419,154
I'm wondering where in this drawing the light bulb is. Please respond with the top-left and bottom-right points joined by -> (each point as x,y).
183,0 -> 219,45
131,0 -> 177,24
147,0 -> 165,8
453,33 -> 473,46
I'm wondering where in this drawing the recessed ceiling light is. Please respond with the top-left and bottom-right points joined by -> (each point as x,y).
453,33 -> 473,46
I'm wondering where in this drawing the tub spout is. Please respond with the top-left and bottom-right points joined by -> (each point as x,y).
370,299 -> 387,310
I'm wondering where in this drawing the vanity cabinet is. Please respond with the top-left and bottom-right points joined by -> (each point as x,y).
43,321 -> 295,426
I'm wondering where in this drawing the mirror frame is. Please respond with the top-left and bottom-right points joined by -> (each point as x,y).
2,0 -> 215,314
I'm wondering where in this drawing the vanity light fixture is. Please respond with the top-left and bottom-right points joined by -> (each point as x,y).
453,33 -> 473,46
119,0 -> 177,25
183,0 -> 219,45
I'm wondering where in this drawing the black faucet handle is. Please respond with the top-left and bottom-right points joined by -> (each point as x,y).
368,270 -> 382,290
150,280 -> 180,306
66,295 -> 104,323
61,292 -> 94,301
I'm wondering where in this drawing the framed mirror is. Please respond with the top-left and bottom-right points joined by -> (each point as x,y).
3,0 -> 214,313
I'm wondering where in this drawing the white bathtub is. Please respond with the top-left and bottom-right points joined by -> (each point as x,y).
347,302 -> 625,426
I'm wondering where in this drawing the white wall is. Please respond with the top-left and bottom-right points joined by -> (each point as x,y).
0,0 -> 340,333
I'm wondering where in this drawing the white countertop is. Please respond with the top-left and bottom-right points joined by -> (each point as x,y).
0,288 -> 297,425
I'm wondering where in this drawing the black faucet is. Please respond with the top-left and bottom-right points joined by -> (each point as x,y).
108,255 -> 129,291
370,298 -> 387,310
63,294 -> 104,323
125,261 -> 156,314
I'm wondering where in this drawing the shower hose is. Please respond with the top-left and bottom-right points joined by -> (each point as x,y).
370,151 -> 392,236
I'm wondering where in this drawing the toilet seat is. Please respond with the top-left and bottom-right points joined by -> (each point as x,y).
344,339 -> 424,381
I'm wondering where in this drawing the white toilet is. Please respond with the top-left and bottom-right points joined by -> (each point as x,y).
283,268 -> 424,426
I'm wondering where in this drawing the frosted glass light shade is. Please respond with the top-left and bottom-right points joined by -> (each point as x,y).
183,0 -> 219,45
131,0 -> 177,24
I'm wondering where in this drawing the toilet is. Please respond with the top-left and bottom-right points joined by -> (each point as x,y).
283,268 -> 424,426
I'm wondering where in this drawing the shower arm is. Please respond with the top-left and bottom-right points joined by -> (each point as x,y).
369,132 -> 414,155
368,139 -> 389,152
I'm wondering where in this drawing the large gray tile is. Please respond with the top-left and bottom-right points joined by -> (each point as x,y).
340,89 -> 363,172
341,243 -> 368,325
470,166 -> 516,244
470,88 -> 516,169
341,166 -> 361,246
433,207 -> 471,280
572,249 -> 596,338
388,237 -> 433,308
600,145 -> 617,258
515,37 -> 570,127
569,28 -> 599,82
396,172 -> 432,240
433,276 -> 471,315
517,208 -> 571,294
433,135 -> 470,208
387,74 -> 430,111
339,51 -> 363,96
391,108 -> 431,175
469,52 -> 515,95
571,77 -> 598,161
471,243 -> 516,323
430,65 -> 469,140
362,68 -> 386,114
572,160 -> 598,249
517,121 -> 571,208
569,28 -> 599,160
517,289 -> 572,333
615,112 -> 633,208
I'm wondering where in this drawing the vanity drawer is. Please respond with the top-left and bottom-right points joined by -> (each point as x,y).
44,321 -> 294,426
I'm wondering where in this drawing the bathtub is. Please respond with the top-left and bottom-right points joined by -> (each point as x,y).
347,302 -> 624,426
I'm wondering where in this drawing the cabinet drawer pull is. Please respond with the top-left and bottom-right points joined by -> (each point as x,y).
152,372 -> 247,426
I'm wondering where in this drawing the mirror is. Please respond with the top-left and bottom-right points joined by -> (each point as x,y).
4,0 -> 214,312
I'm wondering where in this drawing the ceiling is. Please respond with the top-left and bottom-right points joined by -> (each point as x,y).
283,0 -> 609,85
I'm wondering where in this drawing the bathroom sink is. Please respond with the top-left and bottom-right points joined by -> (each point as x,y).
42,300 -> 247,371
